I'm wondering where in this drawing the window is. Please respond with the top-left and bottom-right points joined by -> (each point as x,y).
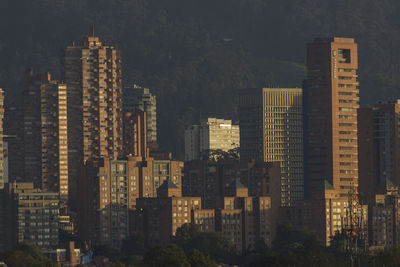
339,92 -> 352,96
338,49 -> 351,63
338,68 -> 352,72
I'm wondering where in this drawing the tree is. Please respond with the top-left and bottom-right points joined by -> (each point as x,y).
142,244 -> 190,267
187,249 -> 217,267
172,223 -> 237,264
0,242 -> 57,267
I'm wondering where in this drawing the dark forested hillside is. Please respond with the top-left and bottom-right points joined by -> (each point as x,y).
1,0 -> 400,158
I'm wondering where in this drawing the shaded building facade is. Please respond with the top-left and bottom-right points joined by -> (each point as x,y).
215,180 -> 275,251
282,37 -> 363,246
305,37 -> 359,197
3,182 -> 59,249
183,159 -> 281,210
135,180 -> 202,247
6,70 -> 68,199
123,85 -> 157,147
239,88 -> 303,206
358,100 -> 400,203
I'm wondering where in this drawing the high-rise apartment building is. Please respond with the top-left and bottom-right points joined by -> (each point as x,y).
358,100 -> 400,202
6,70 -> 68,199
78,110 -> 183,247
239,88 -> 303,207
280,37 -> 362,246
61,33 -> 123,206
184,118 -> 239,161
305,37 -> 359,197
123,85 -> 157,146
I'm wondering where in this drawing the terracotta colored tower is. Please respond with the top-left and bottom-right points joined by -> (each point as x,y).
305,37 -> 359,197
61,32 -> 123,207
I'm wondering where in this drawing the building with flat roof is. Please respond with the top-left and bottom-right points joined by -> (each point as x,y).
3,182 -> 59,249
358,100 -> 400,203
185,118 -> 239,161
5,70 -> 68,201
135,179 -> 202,247
305,37 -> 359,197
239,88 -> 303,207
183,159 -> 281,210
280,37 -> 363,246
215,180 -> 275,251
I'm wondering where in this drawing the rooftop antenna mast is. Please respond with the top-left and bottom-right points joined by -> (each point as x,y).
90,25 -> 95,37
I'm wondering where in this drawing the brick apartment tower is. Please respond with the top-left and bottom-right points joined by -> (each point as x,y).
239,88 -> 303,207
6,70 -> 68,199
358,100 -> 400,203
305,37 -> 359,197
61,32 -> 123,207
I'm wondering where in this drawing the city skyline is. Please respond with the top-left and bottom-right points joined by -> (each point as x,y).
2,30 -> 400,266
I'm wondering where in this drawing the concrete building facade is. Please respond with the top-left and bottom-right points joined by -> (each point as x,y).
4,182 -> 59,249
239,88 -> 303,207
185,118 -> 239,161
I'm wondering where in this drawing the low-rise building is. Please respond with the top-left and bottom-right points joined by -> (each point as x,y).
135,180 -> 202,247
4,182 -> 59,249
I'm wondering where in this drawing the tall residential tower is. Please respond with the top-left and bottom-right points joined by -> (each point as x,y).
6,70 -> 68,199
305,37 -> 359,197
61,33 -> 123,206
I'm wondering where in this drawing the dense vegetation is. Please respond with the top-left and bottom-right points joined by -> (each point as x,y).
3,224 -> 400,266
1,0 -> 400,158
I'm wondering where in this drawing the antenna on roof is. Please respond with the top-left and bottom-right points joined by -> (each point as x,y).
90,25 -> 95,37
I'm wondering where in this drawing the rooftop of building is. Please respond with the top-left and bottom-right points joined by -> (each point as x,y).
159,179 -> 178,189
312,37 -> 356,44
228,179 -> 246,189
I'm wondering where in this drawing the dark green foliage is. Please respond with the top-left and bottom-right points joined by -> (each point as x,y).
187,249 -> 217,267
0,242 -> 57,267
141,244 -> 190,267
272,222 -> 321,253
368,246 -> 400,267
244,223 -> 346,267
172,223 -> 237,264
121,235 -> 146,257
94,244 -> 125,264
